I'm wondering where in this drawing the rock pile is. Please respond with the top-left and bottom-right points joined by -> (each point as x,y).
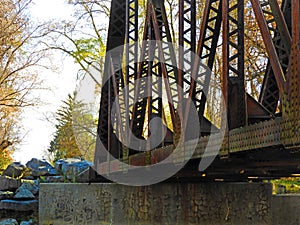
0,157 -> 94,225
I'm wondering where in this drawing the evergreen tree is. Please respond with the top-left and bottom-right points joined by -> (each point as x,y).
48,93 -> 97,162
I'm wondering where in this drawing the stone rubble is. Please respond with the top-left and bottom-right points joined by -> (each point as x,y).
16,181 -> 39,196
25,158 -> 54,177
0,176 -> 21,191
2,163 -> 26,179
0,219 -> 33,225
0,157 -> 94,224
19,220 -> 33,225
13,189 -> 35,200
55,158 -> 92,180
0,218 -> 18,225
0,191 -> 14,200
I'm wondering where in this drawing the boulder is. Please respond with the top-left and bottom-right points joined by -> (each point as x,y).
0,191 -> 14,200
55,158 -> 93,180
0,199 -> 38,211
44,176 -> 65,183
0,176 -> 22,191
0,219 -> 18,225
14,188 -> 35,199
21,176 -> 35,180
47,168 -> 58,176
54,158 -> 81,173
20,220 -> 33,225
26,158 -> 54,177
76,167 -> 97,183
2,162 -> 26,178
18,180 -> 39,195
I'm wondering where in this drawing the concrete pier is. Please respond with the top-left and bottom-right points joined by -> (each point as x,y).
39,182 -> 300,224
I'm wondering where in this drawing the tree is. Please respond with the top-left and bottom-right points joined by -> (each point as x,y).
48,93 -> 97,162
0,0 -> 50,167
0,141 -> 13,171
43,0 -> 109,85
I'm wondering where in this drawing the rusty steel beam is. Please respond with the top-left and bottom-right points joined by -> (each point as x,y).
267,0 -> 292,51
97,117 -> 300,178
125,0 -> 139,117
110,57 -> 125,144
178,0 -> 196,90
222,0 -> 247,130
192,0 -> 222,120
123,0 -> 139,161
95,0 -> 126,168
129,0 -> 179,156
259,62 -> 280,113
183,0 -> 222,136
130,8 -> 154,140
282,0 -> 300,147
259,0 -> 292,114
292,0 -> 300,43
96,0 -> 300,178
178,0 -> 197,144
250,0 -> 286,95
150,0 -> 178,124
130,0 -> 178,142
126,0 -> 139,85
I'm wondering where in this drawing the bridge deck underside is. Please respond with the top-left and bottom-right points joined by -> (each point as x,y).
97,117 -> 300,181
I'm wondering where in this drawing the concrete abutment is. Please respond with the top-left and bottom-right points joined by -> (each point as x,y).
39,182 -> 300,224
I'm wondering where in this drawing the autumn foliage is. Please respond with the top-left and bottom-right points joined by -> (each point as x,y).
0,0 -> 47,167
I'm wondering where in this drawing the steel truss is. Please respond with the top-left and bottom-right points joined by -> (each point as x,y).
95,0 -> 299,175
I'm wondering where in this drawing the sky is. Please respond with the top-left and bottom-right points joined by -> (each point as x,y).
13,0 -> 80,163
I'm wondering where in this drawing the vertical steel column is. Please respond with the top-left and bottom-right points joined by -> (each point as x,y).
95,0 -> 126,169
110,53 -> 125,158
131,0 -> 178,143
150,0 -> 178,136
129,1 -> 164,153
130,4 -> 155,141
222,0 -> 246,130
178,0 -> 196,146
126,0 -> 139,106
282,0 -> 300,147
183,0 -> 222,137
124,0 -> 139,163
110,56 -> 125,148
191,0 -> 222,119
151,0 -> 179,108
178,0 -> 196,91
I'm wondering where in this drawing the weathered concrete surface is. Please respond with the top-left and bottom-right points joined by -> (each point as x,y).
39,182 -> 273,225
272,194 -> 300,225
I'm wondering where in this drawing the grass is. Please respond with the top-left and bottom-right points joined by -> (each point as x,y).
271,177 -> 300,194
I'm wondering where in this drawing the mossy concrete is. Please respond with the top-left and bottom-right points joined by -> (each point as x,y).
39,182 -> 278,225
272,194 -> 300,225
